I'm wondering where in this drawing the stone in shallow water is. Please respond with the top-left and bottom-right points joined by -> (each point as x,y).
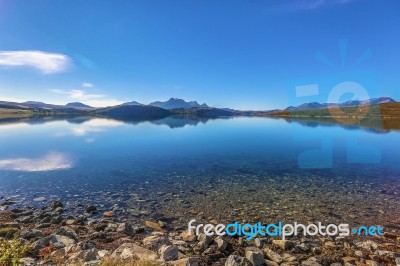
145,220 -> 162,231
33,197 -> 46,202
85,205 -> 97,213
103,211 -> 114,217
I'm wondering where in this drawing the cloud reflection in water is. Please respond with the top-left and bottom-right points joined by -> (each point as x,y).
0,152 -> 73,172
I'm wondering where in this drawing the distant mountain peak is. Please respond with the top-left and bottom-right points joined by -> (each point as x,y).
150,98 -> 209,110
122,101 -> 144,106
65,102 -> 92,108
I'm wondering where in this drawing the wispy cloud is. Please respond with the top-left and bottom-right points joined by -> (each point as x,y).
0,50 -> 71,74
275,0 -> 360,12
82,82 -> 94,88
0,152 -> 73,172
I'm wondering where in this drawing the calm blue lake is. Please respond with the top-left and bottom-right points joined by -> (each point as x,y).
0,116 -> 399,228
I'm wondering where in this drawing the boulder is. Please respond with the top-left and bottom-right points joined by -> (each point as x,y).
142,235 -> 171,250
245,247 -> 264,266
225,255 -> 251,266
111,243 -> 158,260
158,245 -> 179,261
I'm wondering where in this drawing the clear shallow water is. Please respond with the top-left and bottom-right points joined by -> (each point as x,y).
0,116 -> 399,231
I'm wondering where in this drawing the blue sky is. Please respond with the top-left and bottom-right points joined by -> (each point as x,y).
0,0 -> 399,110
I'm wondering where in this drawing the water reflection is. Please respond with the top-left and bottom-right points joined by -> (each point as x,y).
0,151 -> 73,172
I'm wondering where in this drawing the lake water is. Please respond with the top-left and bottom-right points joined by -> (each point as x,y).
0,116 -> 399,233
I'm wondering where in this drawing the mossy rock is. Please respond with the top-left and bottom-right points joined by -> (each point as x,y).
0,227 -> 20,238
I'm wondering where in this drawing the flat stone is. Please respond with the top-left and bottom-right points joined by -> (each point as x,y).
180,230 -> 196,242
111,243 -> 158,260
49,234 -> 76,248
263,248 -> 282,263
145,220 -> 162,231
143,235 -> 171,250
265,260 -> 279,266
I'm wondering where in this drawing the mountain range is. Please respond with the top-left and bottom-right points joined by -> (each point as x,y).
285,97 -> 396,111
149,98 -> 208,110
0,97 -> 398,120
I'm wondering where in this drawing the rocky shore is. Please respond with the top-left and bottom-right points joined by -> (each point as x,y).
0,200 -> 399,266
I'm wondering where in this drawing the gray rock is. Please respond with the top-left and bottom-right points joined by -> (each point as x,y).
215,236 -> 228,251
39,216 -> 51,224
170,257 -> 199,266
197,234 -> 213,245
255,238 -> 267,248
111,243 -> 158,260
17,216 -> 33,224
50,201 -> 64,209
55,227 -> 79,242
301,259 -> 322,266
50,215 -> 63,224
365,260 -> 379,266
263,248 -> 282,263
35,223 -> 51,229
20,229 -> 44,240
32,237 -> 50,251
272,240 -> 295,250
142,235 -> 171,250
158,245 -> 179,261
225,255 -> 251,266
293,243 -> 310,253
245,247 -> 265,266
117,222 -> 135,236
49,234 -> 76,248
85,205 -> 97,213
20,257 -> 36,266
265,260 -> 279,266
83,248 -> 100,262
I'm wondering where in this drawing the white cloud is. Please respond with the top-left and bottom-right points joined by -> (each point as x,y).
48,88 -> 123,107
83,99 -> 124,107
0,152 -> 73,172
69,89 -> 105,100
82,82 -> 94,88
0,50 -> 71,74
